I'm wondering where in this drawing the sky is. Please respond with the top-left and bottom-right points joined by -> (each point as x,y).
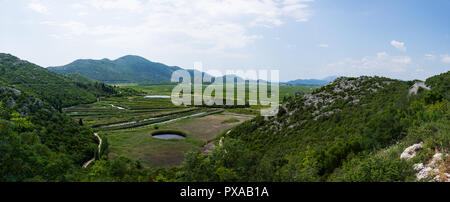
0,0 -> 449,81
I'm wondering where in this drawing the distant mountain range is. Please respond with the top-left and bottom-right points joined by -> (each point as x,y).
285,76 -> 339,86
48,55 -> 338,85
48,55 -> 182,83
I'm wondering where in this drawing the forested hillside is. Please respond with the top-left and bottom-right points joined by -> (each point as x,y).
0,54 -> 146,181
0,53 -> 120,109
0,86 -> 98,181
48,55 -> 182,83
65,73 -> 98,83
169,72 -> 449,182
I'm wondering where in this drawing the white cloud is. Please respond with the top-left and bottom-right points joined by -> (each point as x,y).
77,12 -> 88,17
27,2 -> 48,14
89,0 -> 143,11
441,54 -> 450,63
326,52 -> 413,77
391,40 -> 407,52
71,3 -> 86,9
377,52 -> 388,58
60,21 -> 89,36
425,54 -> 435,60
392,56 -> 411,64
318,44 -> 329,48
42,0 -> 314,53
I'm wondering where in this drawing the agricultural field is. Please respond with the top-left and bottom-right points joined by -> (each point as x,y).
64,83 -> 316,168
101,112 -> 252,168
64,96 -> 192,129
121,84 -> 175,95
65,93 -> 254,168
120,83 -> 319,103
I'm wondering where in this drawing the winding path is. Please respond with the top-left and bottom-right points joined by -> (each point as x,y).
82,133 -> 102,168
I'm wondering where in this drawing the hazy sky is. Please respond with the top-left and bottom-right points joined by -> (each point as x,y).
1,0 -> 449,81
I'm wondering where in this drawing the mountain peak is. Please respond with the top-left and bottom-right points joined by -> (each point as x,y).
48,55 -> 181,83
0,53 -> 31,69
0,53 -> 22,63
115,55 -> 150,63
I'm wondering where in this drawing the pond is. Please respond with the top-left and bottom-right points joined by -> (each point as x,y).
144,95 -> 171,99
152,134 -> 186,140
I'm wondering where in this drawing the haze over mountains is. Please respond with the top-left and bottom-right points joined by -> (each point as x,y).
285,76 -> 339,86
48,55 -> 182,83
48,55 -> 335,85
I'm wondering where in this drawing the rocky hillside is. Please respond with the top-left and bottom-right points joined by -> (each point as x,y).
0,53 -> 118,108
174,73 -> 449,182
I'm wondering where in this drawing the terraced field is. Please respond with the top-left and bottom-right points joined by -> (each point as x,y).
120,83 -> 320,102
64,84 -> 317,168
65,94 -> 250,168
65,96 -> 191,129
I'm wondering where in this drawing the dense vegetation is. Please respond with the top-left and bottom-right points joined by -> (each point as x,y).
0,53 -> 127,109
0,54 -> 144,181
0,87 -> 157,182
164,73 -> 449,182
0,86 -> 98,181
48,55 -> 182,83
1,53 -> 448,182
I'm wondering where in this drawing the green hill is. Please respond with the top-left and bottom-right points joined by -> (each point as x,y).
48,55 -> 182,83
0,82 -> 98,181
0,53 -> 118,109
173,73 -> 449,182
0,54 -> 143,182
65,73 -> 98,83
425,71 -> 450,100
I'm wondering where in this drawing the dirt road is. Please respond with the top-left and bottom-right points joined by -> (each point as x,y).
82,133 -> 102,168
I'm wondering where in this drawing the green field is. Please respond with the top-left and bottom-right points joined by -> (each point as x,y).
121,83 -> 319,102
64,93 -> 254,168
64,83 -> 316,168
65,96 -> 191,129
100,112 -> 252,168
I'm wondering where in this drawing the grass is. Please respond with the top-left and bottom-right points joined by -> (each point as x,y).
103,128 -> 202,168
121,84 -> 176,95
121,83 -> 319,103
221,117 -> 240,124
63,83 -> 316,168
169,113 -> 252,142
65,95 -> 191,128
99,112 -> 253,168
67,83 -> 317,128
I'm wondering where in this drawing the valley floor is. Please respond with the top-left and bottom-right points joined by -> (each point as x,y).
103,112 -> 252,168
65,91 -> 255,168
